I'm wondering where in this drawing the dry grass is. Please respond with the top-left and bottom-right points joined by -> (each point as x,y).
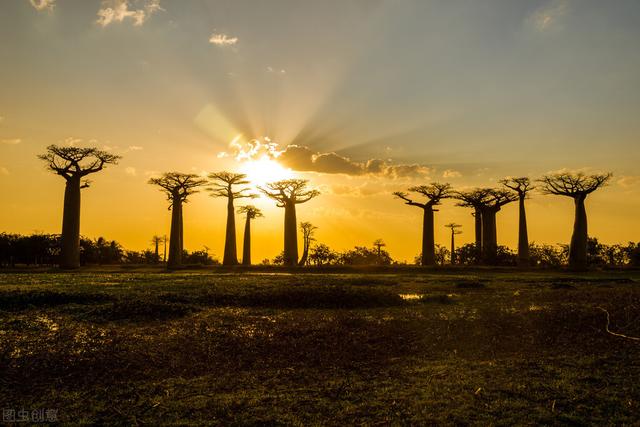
1,270 -> 639,424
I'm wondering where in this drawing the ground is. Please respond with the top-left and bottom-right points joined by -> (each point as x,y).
1,268 -> 639,425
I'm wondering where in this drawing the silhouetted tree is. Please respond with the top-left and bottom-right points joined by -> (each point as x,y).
299,222 -> 317,266
237,205 -> 263,266
208,172 -> 256,265
148,172 -> 207,268
455,189 -> 491,262
340,245 -> 392,265
393,183 -> 452,266
458,189 -> 516,264
539,172 -> 611,270
259,179 -> 320,266
151,235 -> 164,264
309,243 -> 338,266
445,223 -> 462,264
501,177 -> 534,267
38,145 -> 120,269
372,238 -> 386,261
528,242 -> 568,268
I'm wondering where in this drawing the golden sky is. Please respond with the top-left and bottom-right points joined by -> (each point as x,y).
1,0 -> 639,262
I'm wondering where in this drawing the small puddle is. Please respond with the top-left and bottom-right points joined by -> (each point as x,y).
399,293 -> 422,301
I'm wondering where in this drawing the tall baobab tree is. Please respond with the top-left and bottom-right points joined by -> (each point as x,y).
445,223 -> 462,264
208,172 -> 256,265
479,189 -> 517,264
457,189 -> 516,264
237,205 -> 263,266
455,189 -> 489,262
38,145 -> 120,269
298,222 -> 317,266
393,183 -> 452,266
259,179 -> 320,266
148,173 -> 207,268
501,177 -> 535,267
538,172 -> 611,270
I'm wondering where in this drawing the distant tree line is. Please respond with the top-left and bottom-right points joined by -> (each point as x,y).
0,233 -> 218,268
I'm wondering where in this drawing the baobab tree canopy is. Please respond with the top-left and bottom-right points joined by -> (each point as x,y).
39,145 -> 121,182
148,172 -> 207,206
38,145 -> 121,269
393,183 -> 452,208
539,172 -> 612,270
538,173 -> 612,198
259,179 -> 320,266
238,205 -> 264,219
258,179 -> 321,206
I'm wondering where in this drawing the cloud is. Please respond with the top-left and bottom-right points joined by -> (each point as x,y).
1,139 -> 22,145
63,137 -> 82,147
222,137 -> 432,179
125,167 -> 137,176
127,145 -> 143,151
0,167 -> 9,176
617,176 -> 640,189
442,169 -> 462,178
529,0 -> 569,32
267,66 -> 286,74
97,0 -> 163,27
209,33 -> 238,46
30,0 -> 55,11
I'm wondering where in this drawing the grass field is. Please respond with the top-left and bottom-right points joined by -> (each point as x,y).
1,268 -> 639,425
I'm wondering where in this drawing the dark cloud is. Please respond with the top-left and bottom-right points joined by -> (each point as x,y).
277,144 -> 431,179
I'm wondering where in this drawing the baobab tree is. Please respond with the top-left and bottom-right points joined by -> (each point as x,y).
237,205 -> 263,266
148,172 -> 207,268
298,222 -> 317,266
538,172 -> 611,270
38,145 -> 120,269
455,189 -> 489,262
501,177 -> 535,267
445,223 -> 462,264
457,189 -> 516,264
393,183 -> 452,266
208,172 -> 256,265
151,235 -> 164,264
259,179 -> 320,266
373,239 -> 386,259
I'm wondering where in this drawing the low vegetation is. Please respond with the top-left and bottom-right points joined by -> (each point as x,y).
1,270 -> 639,424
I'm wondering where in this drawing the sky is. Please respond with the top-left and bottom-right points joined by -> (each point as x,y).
1,0 -> 639,262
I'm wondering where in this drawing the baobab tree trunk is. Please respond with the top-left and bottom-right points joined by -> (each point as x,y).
421,207 -> 435,266
168,198 -> 183,268
283,202 -> 298,266
481,208 -> 498,264
242,216 -> 251,266
60,177 -> 81,269
223,197 -> 238,265
569,196 -> 588,270
474,208 -> 482,262
450,231 -> 455,265
154,240 -> 159,264
298,238 -> 309,266
517,196 -> 530,267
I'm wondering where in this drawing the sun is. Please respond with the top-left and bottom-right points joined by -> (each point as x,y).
240,155 -> 293,187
